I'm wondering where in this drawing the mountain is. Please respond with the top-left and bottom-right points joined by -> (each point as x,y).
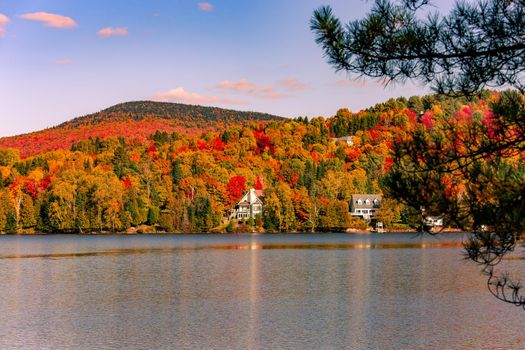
0,101 -> 285,157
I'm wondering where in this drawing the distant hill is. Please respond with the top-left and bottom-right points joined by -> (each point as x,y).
0,101 -> 285,157
60,101 -> 285,128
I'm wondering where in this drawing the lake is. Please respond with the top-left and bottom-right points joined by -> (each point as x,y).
0,233 -> 524,349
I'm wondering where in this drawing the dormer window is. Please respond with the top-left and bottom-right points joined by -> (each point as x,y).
357,199 -> 363,205
365,199 -> 370,205
373,199 -> 379,205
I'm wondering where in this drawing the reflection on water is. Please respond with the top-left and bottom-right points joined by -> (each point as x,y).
0,241 -> 466,260
0,233 -> 523,350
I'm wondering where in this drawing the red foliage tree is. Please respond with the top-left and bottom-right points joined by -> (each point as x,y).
39,176 -> 52,191
24,179 -> 39,199
254,176 -> 263,190
226,175 -> 246,203
253,127 -> 274,155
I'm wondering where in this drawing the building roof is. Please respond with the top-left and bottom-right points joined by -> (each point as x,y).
333,136 -> 353,141
351,194 -> 382,209
235,188 -> 264,207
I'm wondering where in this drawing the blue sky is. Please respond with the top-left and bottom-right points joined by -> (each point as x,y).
0,0 -> 450,137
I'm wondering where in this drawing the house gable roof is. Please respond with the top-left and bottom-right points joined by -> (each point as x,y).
351,194 -> 382,209
236,188 -> 264,206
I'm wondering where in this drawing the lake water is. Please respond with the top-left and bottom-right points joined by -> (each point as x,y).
0,233 -> 524,349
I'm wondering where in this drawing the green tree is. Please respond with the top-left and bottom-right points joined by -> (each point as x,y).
5,212 -> 17,233
170,159 -> 183,186
147,206 -> 160,225
263,192 -> 281,231
226,220 -> 235,233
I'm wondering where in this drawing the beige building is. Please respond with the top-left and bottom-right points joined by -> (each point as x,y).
350,194 -> 381,221
229,188 -> 264,220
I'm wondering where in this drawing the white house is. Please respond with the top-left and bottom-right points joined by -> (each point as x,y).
350,194 -> 381,221
229,188 -> 264,220
423,216 -> 444,227
332,136 -> 354,146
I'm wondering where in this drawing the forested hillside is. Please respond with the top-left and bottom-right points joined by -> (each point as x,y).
0,91 -> 517,233
0,101 -> 284,157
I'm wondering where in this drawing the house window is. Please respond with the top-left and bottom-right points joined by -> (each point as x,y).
357,199 -> 363,205
373,199 -> 379,205
365,199 -> 370,205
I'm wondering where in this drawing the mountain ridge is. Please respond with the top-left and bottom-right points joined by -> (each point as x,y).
58,100 -> 285,128
0,101 -> 285,157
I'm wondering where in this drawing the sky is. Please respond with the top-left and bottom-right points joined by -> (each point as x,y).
0,0 -> 455,137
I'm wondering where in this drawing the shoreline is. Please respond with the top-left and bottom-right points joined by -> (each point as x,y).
0,228 -> 466,236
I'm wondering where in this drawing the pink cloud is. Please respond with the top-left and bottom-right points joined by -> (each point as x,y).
151,87 -> 245,105
334,78 -> 387,89
0,14 -> 9,37
19,12 -> 77,28
217,79 -> 288,99
97,27 -> 128,37
335,79 -> 354,87
0,14 -> 8,26
217,79 -> 273,93
198,3 -> 214,12
278,78 -> 308,91
55,59 -> 73,65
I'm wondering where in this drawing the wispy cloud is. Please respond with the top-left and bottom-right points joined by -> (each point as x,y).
97,27 -> 128,37
198,2 -> 214,12
335,79 -> 363,88
0,13 -> 9,37
334,78 -> 388,89
278,78 -> 308,91
217,79 -> 273,93
216,79 -> 288,99
151,87 -> 245,105
55,59 -> 73,65
19,12 -> 77,28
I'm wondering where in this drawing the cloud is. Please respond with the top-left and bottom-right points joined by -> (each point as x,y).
198,3 -> 214,12
55,59 -> 73,65
0,14 -> 9,37
278,78 -> 308,91
217,79 -> 273,93
97,27 -> 128,37
334,78 -> 389,89
0,14 -> 8,26
217,79 -> 288,99
151,87 -> 245,105
335,79 -> 362,88
19,12 -> 77,28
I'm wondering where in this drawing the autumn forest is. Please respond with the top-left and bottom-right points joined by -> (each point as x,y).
0,91 -> 520,234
